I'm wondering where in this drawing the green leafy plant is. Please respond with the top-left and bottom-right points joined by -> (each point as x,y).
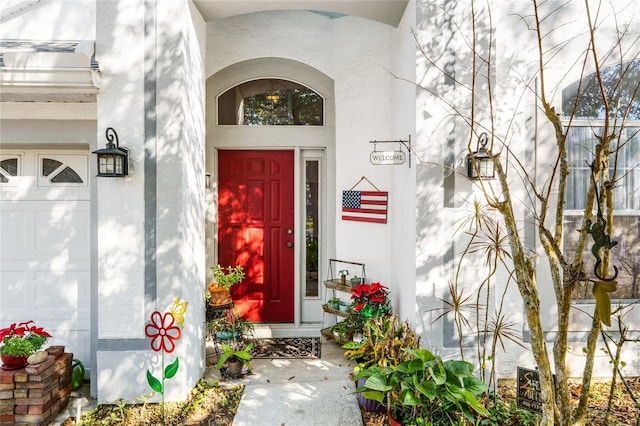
328,321 -> 350,341
481,399 -> 539,426
215,342 -> 254,371
0,320 -> 51,357
327,297 -> 341,310
343,314 -> 419,369
206,308 -> 254,339
211,265 -> 245,290
353,348 -> 488,425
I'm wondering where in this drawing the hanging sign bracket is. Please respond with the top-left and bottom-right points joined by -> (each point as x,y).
369,135 -> 412,167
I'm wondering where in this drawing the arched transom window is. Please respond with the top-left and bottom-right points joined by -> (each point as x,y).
562,60 -> 640,120
217,78 -> 324,126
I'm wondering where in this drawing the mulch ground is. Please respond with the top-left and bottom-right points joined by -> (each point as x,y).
60,376 -> 640,425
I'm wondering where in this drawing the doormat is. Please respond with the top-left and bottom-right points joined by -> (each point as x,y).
250,337 -> 321,359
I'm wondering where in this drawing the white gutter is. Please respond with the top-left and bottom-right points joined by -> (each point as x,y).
0,40 -> 100,93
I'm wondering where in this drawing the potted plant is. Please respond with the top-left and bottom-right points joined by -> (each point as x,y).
327,297 -> 341,310
353,348 -> 489,425
343,315 -> 418,370
350,275 -> 363,287
350,282 -> 391,319
329,321 -> 350,342
215,341 -> 254,378
0,321 -> 52,369
206,309 -> 254,340
343,315 -> 419,413
208,265 -> 245,306
338,300 -> 351,313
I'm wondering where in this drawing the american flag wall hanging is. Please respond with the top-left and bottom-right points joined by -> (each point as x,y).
342,190 -> 388,224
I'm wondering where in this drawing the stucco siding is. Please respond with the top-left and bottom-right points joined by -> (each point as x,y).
94,0 -> 207,403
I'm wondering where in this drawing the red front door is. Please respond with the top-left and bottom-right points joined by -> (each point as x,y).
217,150 -> 295,322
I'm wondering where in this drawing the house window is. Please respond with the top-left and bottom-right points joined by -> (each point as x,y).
561,60 -> 640,120
562,61 -> 640,300
305,159 -> 320,298
218,78 -> 323,126
0,157 -> 19,183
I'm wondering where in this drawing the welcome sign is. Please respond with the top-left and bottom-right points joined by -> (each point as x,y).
370,150 -> 406,165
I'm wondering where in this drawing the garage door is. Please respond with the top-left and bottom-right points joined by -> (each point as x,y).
0,150 -> 90,369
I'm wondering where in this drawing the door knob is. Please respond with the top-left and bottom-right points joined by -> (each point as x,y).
286,241 -> 294,248
287,229 -> 293,235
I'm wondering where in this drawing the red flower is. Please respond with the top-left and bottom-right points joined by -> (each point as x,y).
0,320 -> 52,340
349,282 -> 390,318
369,282 -> 384,294
370,294 -> 385,303
350,285 -> 365,299
145,311 -> 181,353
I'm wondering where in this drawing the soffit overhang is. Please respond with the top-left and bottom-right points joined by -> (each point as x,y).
193,0 -> 409,27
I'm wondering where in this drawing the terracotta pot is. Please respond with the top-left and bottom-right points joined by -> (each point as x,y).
208,283 -> 232,306
388,411 -> 402,426
1,354 -> 28,370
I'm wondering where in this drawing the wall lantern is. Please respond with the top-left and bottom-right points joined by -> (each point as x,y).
466,132 -> 495,180
93,127 -> 129,177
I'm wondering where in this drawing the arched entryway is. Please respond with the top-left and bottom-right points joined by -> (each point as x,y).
205,58 -> 335,330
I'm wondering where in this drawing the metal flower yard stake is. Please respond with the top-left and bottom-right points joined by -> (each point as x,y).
144,297 -> 188,425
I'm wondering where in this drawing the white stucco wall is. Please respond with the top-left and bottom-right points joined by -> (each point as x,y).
154,0 -> 207,402
390,0 -> 417,325
94,0 -> 206,403
415,0 -> 640,379
95,0 -> 146,340
94,0 -> 147,401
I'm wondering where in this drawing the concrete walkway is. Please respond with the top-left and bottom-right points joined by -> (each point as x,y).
204,338 -> 363,426
52,338 -> 362,425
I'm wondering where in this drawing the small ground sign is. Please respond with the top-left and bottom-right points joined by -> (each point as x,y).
517,366 -> 542,414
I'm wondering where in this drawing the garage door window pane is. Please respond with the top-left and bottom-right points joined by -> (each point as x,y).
51,167 -> 83,183
42,158 -> 84,184
43,158 -> 63,177
0,158 -> 18,183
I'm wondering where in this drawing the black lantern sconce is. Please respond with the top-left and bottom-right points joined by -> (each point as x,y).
466,132 -> 495,180
93,127 -> 129,177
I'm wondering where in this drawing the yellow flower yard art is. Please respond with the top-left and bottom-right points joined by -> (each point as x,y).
144,297 -> 189,425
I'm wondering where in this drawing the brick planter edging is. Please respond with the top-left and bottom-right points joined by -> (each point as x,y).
0,346 -> 73,425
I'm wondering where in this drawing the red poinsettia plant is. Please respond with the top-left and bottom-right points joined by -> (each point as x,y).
350,282 -> 391,318
0,321 -> 52,357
